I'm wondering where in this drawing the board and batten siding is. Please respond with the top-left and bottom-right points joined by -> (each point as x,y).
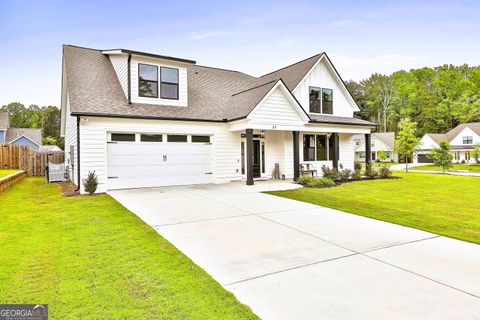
108,54 -> 129,98
249,87 -> 306,126
339,134 -> 355,171
129,55 -> 188,107
64,95 -> 78,185
78,117 -> 241,194
293,58 -> 355,118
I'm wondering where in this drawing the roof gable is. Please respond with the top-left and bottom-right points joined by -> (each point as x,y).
5,128 -> 42,146
247,80 -> 310,126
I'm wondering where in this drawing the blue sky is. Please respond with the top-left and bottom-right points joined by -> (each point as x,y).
0,0 -> 479,107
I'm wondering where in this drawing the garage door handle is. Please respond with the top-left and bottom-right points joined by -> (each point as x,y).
108,176 -> 118,179
205,172 -> 213,175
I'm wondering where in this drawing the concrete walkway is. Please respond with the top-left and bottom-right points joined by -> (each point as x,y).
109,181 -> 480,320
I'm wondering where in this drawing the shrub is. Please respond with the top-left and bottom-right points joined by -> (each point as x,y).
354,162 -> 362,171
321,165 -> 339,180
378,166 -> 392,179
297,175 -> 314,185
83,171 -> 98,195
365,167 -> 378,179
352,168 -> 362,180
306,177 -> 335,188
461,159 -> 466,164
339,169 -> 352,181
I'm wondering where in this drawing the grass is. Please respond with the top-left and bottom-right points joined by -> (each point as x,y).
360,162 -> 398,168
0,178 -> 258,320
0,169 -> 20,178
411,163 -> 480,172
267,172 -> 480,244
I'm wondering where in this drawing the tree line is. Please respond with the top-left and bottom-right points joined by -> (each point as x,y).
1,102 -> 63,149
346,64 -> 480,136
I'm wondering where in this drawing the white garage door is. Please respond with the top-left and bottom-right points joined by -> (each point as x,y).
107,133 -> 213,190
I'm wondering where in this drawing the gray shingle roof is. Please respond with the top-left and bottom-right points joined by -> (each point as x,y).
374,132 -> 395,148
5,128 -> 42,146
425,123 -> 480,144
309,114 -> 376,126
64,45 -> 373,126
0,112 -> 9,129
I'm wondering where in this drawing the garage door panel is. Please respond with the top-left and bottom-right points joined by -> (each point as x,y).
107,138 -> 213,190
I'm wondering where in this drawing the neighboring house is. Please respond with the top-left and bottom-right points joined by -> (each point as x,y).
60,45 -> 376,194
0,112 -> 42,150
416,122 -> 480,163
353,132 -> 398,163
39,145 -> 62,152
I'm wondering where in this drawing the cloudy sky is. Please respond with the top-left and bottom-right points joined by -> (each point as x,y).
1,0 -> 479,107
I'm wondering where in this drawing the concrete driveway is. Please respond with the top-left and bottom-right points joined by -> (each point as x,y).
109,181 -> 480,320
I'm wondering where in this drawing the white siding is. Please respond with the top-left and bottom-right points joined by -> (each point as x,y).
250,87 -> 306,126
418,135 -> 440,150
64,95 -> 78,185
130,55 -> 188,107
78,117 -> 241,194
339,134 -> 354,170
265,131 -> 286,178
450,127 -> 480,146
293,58 -> 355,117
108,54 -> 129,98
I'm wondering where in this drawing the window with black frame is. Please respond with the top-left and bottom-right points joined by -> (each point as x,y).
463,136 -> 473,144
160,67 -> 179,99
322,88 -> 333,114
316,135 -> 328,160
138,64 -> 158,98
303,135 -> 316,161
309,87 -> 321,113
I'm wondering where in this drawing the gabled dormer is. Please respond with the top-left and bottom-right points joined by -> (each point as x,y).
102,49 -> 196,107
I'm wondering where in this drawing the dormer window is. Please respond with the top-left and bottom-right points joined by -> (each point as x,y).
463,136 -> 473,144
309,87 -> 333,114
138,64 -> 158,98
160,67 -> 179,100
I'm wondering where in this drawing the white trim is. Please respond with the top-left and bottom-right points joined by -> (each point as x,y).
101,49 -> 123,55
247,80 -> 310,122
9,135 -> 41,147
292,54 -> 360,112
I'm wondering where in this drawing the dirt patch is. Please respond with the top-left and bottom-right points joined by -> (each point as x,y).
60,182 -> 80,196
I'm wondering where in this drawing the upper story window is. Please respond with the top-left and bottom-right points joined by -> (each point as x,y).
160,67 -> 179,100
463,136 -> 473,144
138,64 -> 158,98
354,139 -> 361,146
309,87 -> 333,114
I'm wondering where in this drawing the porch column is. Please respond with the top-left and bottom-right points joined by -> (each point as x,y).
331,133 -> 339,170
293,131 -> 300,181
246,129 -> 254,185
365,133 -> 372,169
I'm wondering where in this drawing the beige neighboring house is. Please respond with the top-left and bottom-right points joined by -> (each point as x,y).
0,112 -> 42,150
354,132 -> 398,163
416,122 -> 480,163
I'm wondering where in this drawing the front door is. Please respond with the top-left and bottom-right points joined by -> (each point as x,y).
253,140 -> 261,178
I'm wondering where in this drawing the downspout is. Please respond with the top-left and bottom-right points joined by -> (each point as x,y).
74,116 -> 81,191
127,53 -> 132,104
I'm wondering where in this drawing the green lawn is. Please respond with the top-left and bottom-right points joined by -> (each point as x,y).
0,170 -> 20,178
360,162 -> 398,168
267,172 -> 480,244
0,178 -> 258,320
411,163 -> 480,172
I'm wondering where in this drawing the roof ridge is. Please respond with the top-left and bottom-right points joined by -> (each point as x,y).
231,80 -> 278,96
259,52 -> 324,78
194,64 -> 254,76
63,44 -> 102,52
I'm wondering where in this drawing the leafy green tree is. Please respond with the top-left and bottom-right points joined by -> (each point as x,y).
377,149 -> 387,164
472,145 -> 480,164
395,118 -> 420,172
430,141 -> 453,173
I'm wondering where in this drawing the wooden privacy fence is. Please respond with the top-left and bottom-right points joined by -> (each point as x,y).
0,144 -> 64,177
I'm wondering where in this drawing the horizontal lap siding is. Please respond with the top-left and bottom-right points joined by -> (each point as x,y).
79,117 -> 241,193
251,88 -> 304,126
109,54 -> 129,98
64,96 -> 78,185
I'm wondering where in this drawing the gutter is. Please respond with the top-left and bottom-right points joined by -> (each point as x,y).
127,53 -> 132,104
74,116 -> 81,191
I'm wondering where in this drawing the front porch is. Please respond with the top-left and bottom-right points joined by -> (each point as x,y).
236,128 -> 374,185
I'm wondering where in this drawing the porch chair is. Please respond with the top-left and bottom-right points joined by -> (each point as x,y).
299,163 -> 318,177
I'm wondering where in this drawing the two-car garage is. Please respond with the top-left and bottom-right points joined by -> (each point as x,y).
106,132 -> 213,190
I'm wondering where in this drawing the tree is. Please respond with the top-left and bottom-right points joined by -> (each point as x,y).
472,144 -> 480,164
430,141 -> 453,173
395,118 -> 420,172
377,149 -> 387,164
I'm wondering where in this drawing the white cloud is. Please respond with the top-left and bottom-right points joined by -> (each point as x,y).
187,31 -> 231,40
330,19 -> 365,27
